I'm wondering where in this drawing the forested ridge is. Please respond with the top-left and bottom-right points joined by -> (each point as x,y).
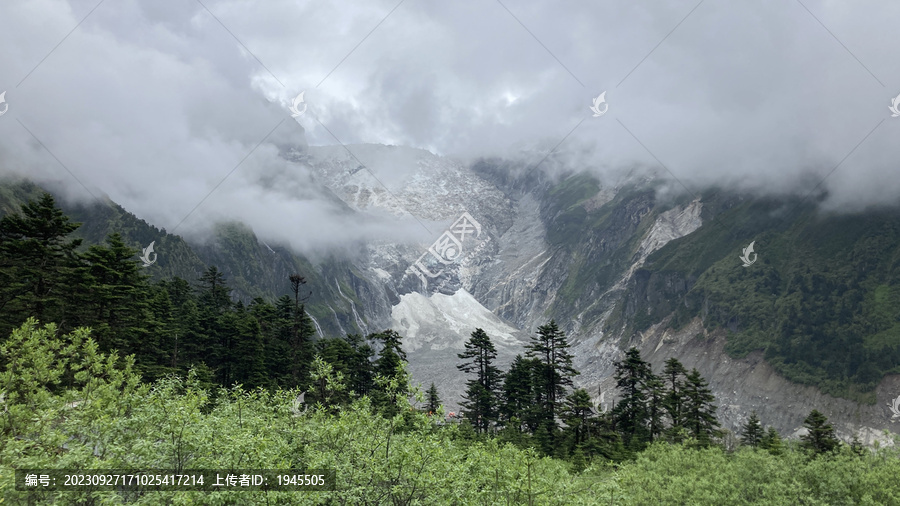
2,194 -> 900,505
616,190 -> 900,403
522,171 -> 900,403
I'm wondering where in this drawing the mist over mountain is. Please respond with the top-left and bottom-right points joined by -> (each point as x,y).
2,0 -> 900,256
4,4 -> 900,496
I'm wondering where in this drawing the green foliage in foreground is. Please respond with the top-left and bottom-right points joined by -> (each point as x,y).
611,441 -> 900,505
3,320 -> 900,505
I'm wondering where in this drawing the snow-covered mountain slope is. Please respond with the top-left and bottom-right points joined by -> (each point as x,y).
392,289 -> 522,353
391,288 -> 527,411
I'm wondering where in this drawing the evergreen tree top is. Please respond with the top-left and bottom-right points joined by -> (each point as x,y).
370,329 -> 407,362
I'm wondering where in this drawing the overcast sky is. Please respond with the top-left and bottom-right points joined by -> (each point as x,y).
1,0 -> 899,252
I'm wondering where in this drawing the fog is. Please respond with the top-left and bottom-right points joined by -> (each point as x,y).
1,0 -> 898,252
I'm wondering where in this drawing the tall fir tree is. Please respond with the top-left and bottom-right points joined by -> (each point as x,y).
164,278 -> 204,376
273,295 -> 300,386
457,328 -> 504,433
310,336 -> 373,406
288,273 -> 315,388
373,329 -> 407,375
78,233 -> 152,359
371,329 -> 408,415
682,368 -> 720,447
612,347 -> 653,451
342,333 -> 375,397
562,388 -> 594,448
197,266 -> 231,312
740,411 -> 764,447
0,193 -> 83,337
760,426 -> 784,455
249,297 -> 290,389
524,320 -> 579,435
583,407 -> 626,462
662,357 -> 688,441
196,266 -> 232,385
426,383 -> 441,414
228,301 -> 266,389
800,409 -> 840,456
144,281 -> 178,381
315,338 -> 354,382
501,354 -> 542,432
645,374 -> 666,443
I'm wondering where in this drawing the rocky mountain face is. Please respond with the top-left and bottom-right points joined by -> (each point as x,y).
281,143 -> 900,446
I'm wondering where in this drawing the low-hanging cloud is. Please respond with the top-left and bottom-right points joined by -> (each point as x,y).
1,0 -> 898,254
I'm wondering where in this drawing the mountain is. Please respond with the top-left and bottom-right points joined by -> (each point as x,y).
5,142 -> 900,446
286,144 -> 900,446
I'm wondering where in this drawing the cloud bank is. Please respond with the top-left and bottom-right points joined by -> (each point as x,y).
1,0 -> 898,252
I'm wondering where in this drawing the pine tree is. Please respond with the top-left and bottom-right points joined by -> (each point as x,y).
457,328 -> 504,433
760,426 -> 784,455
196,266 -> 233,385
645,374 -> 666,443
582,407 -> 626,462
740,411 -> 764,447
662,357 -> 688,440
79,233 -> 152,357
153,277 -> 204,377
612,347 -> 653,450
562,388 -> 594,447
682,368 -> 720,447
426,383 -> 441,414
570,447 -> 588,474
288,273 -> 315,388
309,355 -> 348,410
525,320 -> 578,434
197,266 -> 231,312
229,301 -> 266,389
342,333 -> 375,397
311,336 -> 369,405
371,329 -> 408,415
249,297 -> 288,389
315,338 -> 354,381
800,409 -> 840,456
215,308 -> 241,386
272,295 -> 299,386
143,282 -> 178,381
0,193 -> 83,337
373,329 -> 407,374
501,354 -> 541,432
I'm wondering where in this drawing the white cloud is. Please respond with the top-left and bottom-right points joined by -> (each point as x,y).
0,0 -> 898,252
